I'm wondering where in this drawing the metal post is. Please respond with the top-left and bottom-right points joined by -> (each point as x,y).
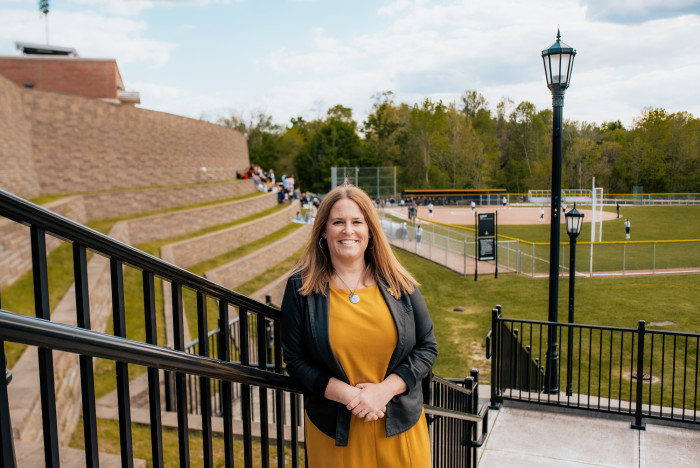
653,243 -> 656,274
544,88 -> 565,394
590,178 -> 595,274
474,212 -> 478,282
489,307 -> 501,409
1,342 -> 17,467
495,211 -> 499,279
623,243 -> 626,274
632,320 -> 647,430
532,242 -> 535,277
464,240 -> 467,276
566,235 -> 577,396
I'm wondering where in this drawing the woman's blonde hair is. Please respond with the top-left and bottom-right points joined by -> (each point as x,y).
294,183 -> 417,298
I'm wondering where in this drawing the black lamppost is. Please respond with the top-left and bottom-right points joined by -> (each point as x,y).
542,30 -> 576,393
565,204 -> 584,396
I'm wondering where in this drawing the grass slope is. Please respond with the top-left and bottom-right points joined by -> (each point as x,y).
395,249 -> 699,381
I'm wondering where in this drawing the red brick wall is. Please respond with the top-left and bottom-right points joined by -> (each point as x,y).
0,57 -> 122,100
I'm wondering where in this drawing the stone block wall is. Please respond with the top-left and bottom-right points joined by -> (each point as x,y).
206,223 -> 311,290
163,201 -> 299,269
23,88 -> 249,195
250,271 -> 291,308
126,191 -> 277,245
80,179 -> 257,221
0,196 -> 88,288
0,74 -> 250,198
0,182 -> 260,288
0,76 -> 39,198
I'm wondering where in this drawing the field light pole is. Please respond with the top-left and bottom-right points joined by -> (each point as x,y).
565,205 -> 584,396
542,30 -> 576,393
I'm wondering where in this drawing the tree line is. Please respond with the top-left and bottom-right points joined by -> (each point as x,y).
214,91 -> 699,195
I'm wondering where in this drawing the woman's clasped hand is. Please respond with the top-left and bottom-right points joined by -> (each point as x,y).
347,383 -> 388,422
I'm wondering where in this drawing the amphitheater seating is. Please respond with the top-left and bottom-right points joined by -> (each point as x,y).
2,180 -> 309,455
206,222 -> 312,291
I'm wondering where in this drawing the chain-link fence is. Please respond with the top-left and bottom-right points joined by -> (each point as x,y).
331,167 -> 396,200
379,212 -> 700,277
514,192 -> 700,206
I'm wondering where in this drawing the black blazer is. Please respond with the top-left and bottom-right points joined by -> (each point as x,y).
280,273 -> 438,446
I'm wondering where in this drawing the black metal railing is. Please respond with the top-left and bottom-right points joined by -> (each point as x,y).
0,189 -> 303,468
0,189 -> 488,467
487,305 -> 700,429
3,354 -> 9,385
424,370 -> 488,468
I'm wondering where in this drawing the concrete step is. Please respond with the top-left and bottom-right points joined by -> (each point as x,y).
14,440 -> 146,467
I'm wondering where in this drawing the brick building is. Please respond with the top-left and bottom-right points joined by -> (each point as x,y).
0,41 -> 139,104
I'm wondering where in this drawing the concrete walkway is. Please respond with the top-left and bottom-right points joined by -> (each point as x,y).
478,399 -> 700,467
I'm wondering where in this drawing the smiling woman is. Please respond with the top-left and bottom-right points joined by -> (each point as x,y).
281,183 -> 437,468
322,198 -> 371,276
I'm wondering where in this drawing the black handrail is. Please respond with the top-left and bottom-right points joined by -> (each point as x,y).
0,310 -> 301,392
0,188 -> 300,467
0,189 -> 279,318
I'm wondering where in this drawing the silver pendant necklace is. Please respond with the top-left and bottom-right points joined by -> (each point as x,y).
335,268 -> 365,304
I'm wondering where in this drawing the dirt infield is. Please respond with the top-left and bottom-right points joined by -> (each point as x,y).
385,205 -> 617,226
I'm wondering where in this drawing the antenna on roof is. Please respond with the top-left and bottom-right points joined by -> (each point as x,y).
38,1 -> 50,44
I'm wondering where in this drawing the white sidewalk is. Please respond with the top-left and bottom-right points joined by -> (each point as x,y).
478,401 -> 700,467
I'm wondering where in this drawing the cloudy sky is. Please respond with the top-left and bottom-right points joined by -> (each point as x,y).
1,0 -> 699,128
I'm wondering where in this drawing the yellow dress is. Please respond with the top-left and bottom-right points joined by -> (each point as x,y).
305,284 -> 431,468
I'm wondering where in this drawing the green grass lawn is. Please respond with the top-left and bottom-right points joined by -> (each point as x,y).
69,417 -> 304,467
395,247 -> 699,410
394,249 -> 699,369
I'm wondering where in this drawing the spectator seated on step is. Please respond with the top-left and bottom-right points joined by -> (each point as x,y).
293,211 -> 306,224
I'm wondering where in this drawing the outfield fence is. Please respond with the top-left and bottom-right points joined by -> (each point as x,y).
517,192 -> 700,206
379,213 -> 700,277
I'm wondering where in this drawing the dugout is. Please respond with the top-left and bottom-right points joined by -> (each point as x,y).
402,189 -> 508,206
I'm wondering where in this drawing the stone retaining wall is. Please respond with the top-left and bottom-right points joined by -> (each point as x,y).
206,223 -> 311,290
0,73 -> 250,197
0,182 -> 259,287
250,271 -> 292,308
81,179 -> 257,221
126,191 -> 276,245
0,76 -> 39,198
0,196 -> 87,288
162,201 -> 299,269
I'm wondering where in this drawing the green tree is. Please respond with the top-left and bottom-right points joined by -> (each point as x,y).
216,111 -> 282,172
436,105 -> 486,188
362,91 -> 403,167
294,106 -> 363,192
404,99 -> 447,187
